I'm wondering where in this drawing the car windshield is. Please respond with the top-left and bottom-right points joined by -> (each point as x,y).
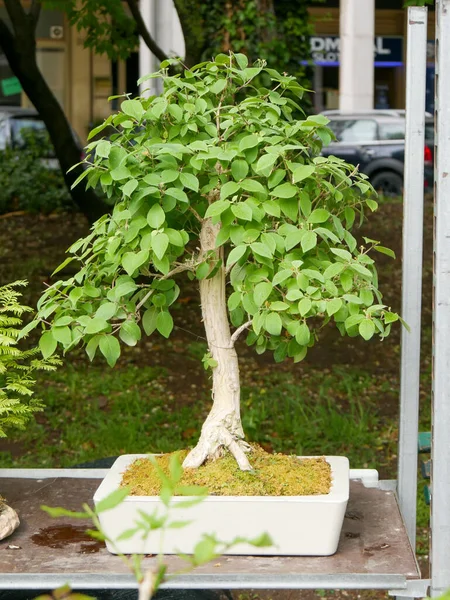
327,119 -> 378,142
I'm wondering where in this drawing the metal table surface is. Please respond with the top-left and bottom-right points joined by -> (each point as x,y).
0,470 -> 420,591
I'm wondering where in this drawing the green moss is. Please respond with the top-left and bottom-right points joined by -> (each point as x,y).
121,444 -> 331,497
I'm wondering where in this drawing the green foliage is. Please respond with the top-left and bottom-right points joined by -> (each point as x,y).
0,281 -> 60,437
403,0 -> 433,6
34,54 -> 397,368
0,130 -> 74,215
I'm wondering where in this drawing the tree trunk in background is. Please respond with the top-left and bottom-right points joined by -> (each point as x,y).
182,219 -> 252,471
0,14 -> 108,224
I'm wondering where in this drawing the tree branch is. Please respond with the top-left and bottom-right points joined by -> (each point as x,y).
3,0 -> 25,36
29,0 -> 42,30
230,320 -> 252,347
134,263 -> 195,313
125,0 -> 169,64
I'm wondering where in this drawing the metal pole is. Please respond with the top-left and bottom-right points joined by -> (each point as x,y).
397,6 -> 428,550
431,0 -> 450,595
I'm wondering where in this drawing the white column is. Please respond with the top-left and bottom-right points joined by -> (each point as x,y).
339,0 -> 375,111
431,0 -> 450,595
139,0 -> 157,96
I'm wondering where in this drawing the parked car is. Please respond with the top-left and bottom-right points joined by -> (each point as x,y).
0,106 -> 83,169
320,109 -> 434,196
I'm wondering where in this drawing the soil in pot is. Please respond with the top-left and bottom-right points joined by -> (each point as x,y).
120,444 -> 332,497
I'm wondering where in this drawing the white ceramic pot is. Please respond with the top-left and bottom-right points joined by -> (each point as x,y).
94,455 -> 349,556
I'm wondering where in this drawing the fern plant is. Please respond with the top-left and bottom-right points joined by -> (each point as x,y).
0,280 -> 60,437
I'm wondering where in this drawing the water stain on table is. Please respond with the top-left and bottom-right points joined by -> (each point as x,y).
31,524 -> 103,553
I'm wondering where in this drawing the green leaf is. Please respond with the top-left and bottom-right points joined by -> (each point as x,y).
299,298 -> 312,316
114,280 -> 138,299
143,307 -> 158,335
85,335 -> 101,362
52,326 -> 72,346
122,179 -> 138,197
265,312 -> 282,336
220,181 -> 240,200
374,246 -> 396,259
95,486 -> 130,513
271,183 -> 298,198
180,172 -> 199,192
119,321 -> 141,346
239,134 -> 259,152
122,250 -> 149,275
196,262 -> 211,280
232,203 -> 252,221
240,179 -> 266,195
147,204 -> 165,229
205,200 -> 230,218
99,335 -> 121,367
161,169 -> 179,184
226,245 -> 247,266
273,269 -> 292,286
299,192 -> 311,218
250,242 -> 273,259
263,200 -> 280,217
85,317 -> 109,335
51,256 -> 75,276
384,311 -> 399,324
193,537 -> 218,565
292,164 -> 315,183
165,187 -> 189,203
301,231 -> 317,253
308,209 -> 330,224
295,322 -> 310,345
285,229 -> 304,251
340,270 -> 353,292
96,302 -> 117,320
39,331 -> 57,359
231,160 -> 249,181
110,165 -> 131,181
359,319 -> 376,341
327,298 -> 343,316
121,99 -> 145,121
152,233 -> 169,260
156,311 -> 174,338
254,282 -> 272,307
210,78 -> 227,94
255,154 -> 277,176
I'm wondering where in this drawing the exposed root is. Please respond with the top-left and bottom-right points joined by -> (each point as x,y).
0,502 -> 20,541
183,424 -> 253,471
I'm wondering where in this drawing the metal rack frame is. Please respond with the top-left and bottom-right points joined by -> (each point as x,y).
2,2 -> 450,597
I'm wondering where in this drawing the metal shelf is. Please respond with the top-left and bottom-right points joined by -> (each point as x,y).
0,470 -> 420,591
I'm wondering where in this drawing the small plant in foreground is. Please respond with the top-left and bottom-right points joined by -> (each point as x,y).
27,53 -> 401,472
42,453 -> 272,599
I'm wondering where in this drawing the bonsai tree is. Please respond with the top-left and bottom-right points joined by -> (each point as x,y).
0,280 -> 60,539
28,54 -> 398,471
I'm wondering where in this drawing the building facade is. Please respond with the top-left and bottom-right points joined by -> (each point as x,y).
308,0 -> 436,113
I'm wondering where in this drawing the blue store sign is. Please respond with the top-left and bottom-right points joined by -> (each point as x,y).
305,36 -> 403,67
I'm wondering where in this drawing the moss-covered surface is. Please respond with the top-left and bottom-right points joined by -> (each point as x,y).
121,445 -> 331,497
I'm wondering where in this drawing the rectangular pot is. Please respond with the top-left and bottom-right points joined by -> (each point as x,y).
94,455 -> 349,556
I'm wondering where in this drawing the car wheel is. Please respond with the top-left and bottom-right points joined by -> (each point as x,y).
370,171 -> 403,197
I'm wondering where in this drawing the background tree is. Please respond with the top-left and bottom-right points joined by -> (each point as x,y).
0,0 -> 319,220
30,56 -> 399,471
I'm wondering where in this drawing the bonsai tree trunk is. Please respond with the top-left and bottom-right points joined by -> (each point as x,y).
182,218 -> 252,471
